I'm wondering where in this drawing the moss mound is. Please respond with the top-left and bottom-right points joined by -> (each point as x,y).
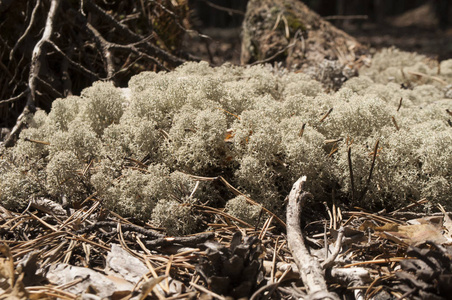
1,50 -> 451,234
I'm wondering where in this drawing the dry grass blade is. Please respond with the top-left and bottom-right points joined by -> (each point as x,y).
347,146 -> 356,203
358,139 -> 379,203
190,282 -> 227,300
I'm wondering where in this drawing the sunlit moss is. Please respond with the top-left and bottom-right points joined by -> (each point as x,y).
2,52 -> 451,226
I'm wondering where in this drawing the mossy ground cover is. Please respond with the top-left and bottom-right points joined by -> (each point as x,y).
1,48 -> 451,235
1,48 -> 452,299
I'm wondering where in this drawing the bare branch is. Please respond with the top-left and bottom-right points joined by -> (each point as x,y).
85,22 -> 115,78
83,21 -> 170,76
321,226 -> 345,269
0,90 -> 28,105
10,0 -> 41,60
3,0 -> 60,147
84,0 -> 185,65
286,176 -> 340,299
28,0 -> 60,108
36,77 -> 63,99
47,40 -> 99,79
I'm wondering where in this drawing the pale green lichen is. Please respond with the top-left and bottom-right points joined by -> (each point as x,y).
225,195 -> 261,225
79,81 -> 125,136
100,164 -> 170,220
0,161 -> 41,210
46,150 -> 86,199
151,197 -> 200,236
162,105 -> 228,173
1,50 -> 451,230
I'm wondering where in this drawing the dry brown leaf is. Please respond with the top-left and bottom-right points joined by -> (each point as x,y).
379,223 -> 447,246
132,276 -> 167,300
0,274 -> 29,300
0,244 -> 15,291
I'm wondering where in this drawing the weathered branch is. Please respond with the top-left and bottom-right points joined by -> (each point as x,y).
47,40 -> 99,79
28,0 -> 60,108
83,21 -> 170,75
84,0 -> 185,65
286,176 -> 340,299
10,0 -> 41,60
3,0 -> 60,147
321,226 -> 344,269
0,90 -> 28,105
86,22 -> 115,78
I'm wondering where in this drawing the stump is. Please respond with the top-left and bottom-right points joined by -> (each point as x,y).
241,0 -> 368,70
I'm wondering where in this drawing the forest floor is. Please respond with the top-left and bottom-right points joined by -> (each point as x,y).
2,9 -> 452,300
185,22 -> 452,66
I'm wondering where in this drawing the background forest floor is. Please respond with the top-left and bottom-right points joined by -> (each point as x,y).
185,22 -> 452,66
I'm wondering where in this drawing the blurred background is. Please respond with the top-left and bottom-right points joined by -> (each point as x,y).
188,0 -> 452,64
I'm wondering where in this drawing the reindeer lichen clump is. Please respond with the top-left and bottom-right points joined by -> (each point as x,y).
1,51 -> 451,234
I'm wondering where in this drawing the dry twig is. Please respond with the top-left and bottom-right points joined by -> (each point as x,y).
286,176 -> 340,299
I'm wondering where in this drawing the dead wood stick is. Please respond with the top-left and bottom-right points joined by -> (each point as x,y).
3,0 -> 60,147
84,0 -> 185,65
27,0 -> 60,108
145,232 -> 215,248
86,22 -> 114,78
10,0 -> 42,60
322,226 -> 344,269
75,221 -> 165,238
286,176 -> 340,300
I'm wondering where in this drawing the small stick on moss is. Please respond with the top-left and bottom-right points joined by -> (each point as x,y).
446,109 -> 452,117
217,107 -> 240,120
24,137 -> 50,145
298,123 -> 306,138
397,98 -> 403,112
81,159 -> 94,176
347,146 -> 355,204
324,138 -> 343,144
406,70 -> 448,85
319,108 -> 333,122
346,136 -> 353,146
328,143 -> 338,157
272,12 -> 282,31
358,140 -> 379,203
124,157 -> 148,169
391,116 -> 400,131
281,14 -> 290,39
